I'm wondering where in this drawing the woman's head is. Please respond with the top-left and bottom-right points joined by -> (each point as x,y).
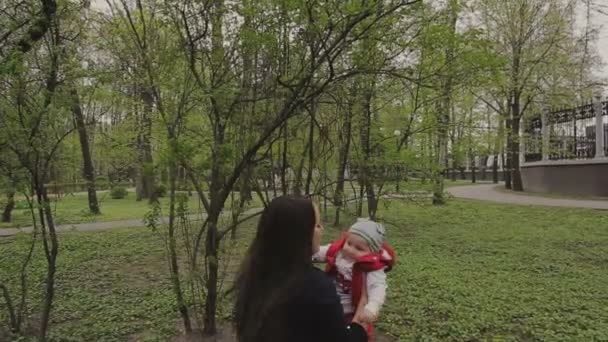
253,195 -> 321,262
234,195 -> 323,341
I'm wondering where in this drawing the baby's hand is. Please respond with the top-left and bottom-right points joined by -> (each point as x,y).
353,308 -> 377,324
362,308 -> 378,323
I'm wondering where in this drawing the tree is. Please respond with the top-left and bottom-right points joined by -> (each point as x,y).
432,0 -> 459,204
0,1 -> 96,339
104,0 -> 423,335
70,87 -> 101,214
0,0 -> 58,69
476,0 -> 575,191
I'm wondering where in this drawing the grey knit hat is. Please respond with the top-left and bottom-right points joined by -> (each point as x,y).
348,218 -> 385,252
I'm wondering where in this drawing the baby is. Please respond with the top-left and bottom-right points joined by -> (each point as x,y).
313,218 -> 395,332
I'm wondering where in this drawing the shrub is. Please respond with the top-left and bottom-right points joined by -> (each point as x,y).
95,176 -> 108,183
110,186 -> 128,199
154,184 -> 167,198
14,200 -> 30,210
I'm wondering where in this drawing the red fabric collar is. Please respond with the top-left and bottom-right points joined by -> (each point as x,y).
324,232 -> 396,312
325,232 -> 396,272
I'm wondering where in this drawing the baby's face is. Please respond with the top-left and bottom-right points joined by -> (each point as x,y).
343,233 -> 372,260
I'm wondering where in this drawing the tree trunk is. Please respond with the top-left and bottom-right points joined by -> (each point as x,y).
17,207 -> 38,332
231,192 -> 247,240
203,125 -> 224,335
2,191 -> 15,223
305,109 -> 315,196
167,156 -> 192,334
334,96 -> 353,227
239,165 -> 253,202
39,187 -> 58,342
292,139 -> 308,195
357,184 -> 364,217
366,185 -> 378,221
70,88 -> 100,215
360,83 -> 378,218
0,283 -> 17,333
203,214 -> 219,336
493,118 -> 502,185
38,24 -> 60,340
238,5 -> 254,204
471,159 -> 476,183
137,88 -> 157,203
510,116 -> 524,191
492,155 -> 499,183
433,115 -> 449,205
504,118 -> 512,189
203,1 -> 227,331
321,148 -> 329,221
269,146 -> 277,197
433,0 -> 457,205
280,122 -> 289,195
202,131 -> 224,334
507,29 -> 523,190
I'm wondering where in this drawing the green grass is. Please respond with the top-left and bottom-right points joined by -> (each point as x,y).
2,199 -> 608,341
443,179 -> 486,188
0,214 -> 257,342
376,200 -> 608,341
349,179 -> 477,196
0,227 -> 177,341
0,180 -> 475,229
0,191 -> 260,229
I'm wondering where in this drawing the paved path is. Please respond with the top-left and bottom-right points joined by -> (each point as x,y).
448,183 -> 608,210
0,209 -> 263,238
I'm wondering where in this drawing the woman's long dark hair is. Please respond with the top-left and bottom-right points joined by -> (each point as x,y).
233,195 -> 316,341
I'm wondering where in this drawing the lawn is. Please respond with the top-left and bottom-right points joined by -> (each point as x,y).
374,179 -> 479,194
0,227 -> 177,341
0,191 -> 260,229
1,199 -> 607,341
376,200 -> 608,341
0,179 -> 474,229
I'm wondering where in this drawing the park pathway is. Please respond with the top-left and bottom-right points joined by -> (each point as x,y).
6,184 -> 606,237
0,209 -> 263,238
448,183 -> 608,210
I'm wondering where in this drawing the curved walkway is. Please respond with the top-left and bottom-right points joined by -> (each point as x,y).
448,183 -> 608,210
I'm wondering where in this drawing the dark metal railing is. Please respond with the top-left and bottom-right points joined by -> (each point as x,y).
526,101 -> 604,162
548,136 -> 596,160
575,136 -> 596,159
549,137 -> 573,160
524,117 -> 542,162
525,152 -> 542,162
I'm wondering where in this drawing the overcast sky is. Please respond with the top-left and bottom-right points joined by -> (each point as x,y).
573,1 -> 608,80
592,15 -> 608,78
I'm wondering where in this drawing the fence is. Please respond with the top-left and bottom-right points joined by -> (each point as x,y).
525,99 -> 608,162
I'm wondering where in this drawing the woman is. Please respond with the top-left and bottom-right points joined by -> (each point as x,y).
233,195 -> 368,342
